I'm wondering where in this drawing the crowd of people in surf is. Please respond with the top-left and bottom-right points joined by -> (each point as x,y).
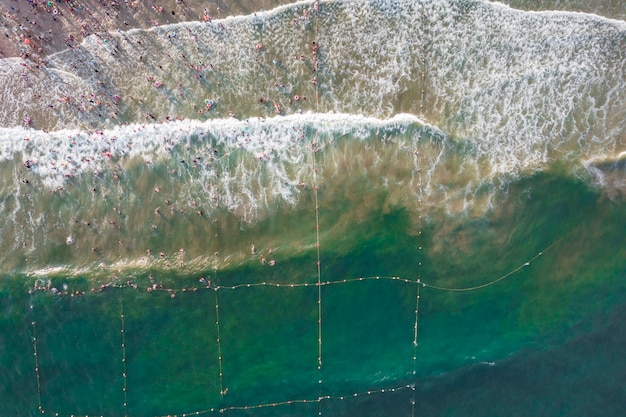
28,244 -> 282,298
6,0 -> 323,132
8,1 -> 323,282
29,273 -> 215,298
12,0 -> 322,200
1,0 -> 201,60
19,116 -> 314,197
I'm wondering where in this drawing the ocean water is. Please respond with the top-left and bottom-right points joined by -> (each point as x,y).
1,0 -> 625,416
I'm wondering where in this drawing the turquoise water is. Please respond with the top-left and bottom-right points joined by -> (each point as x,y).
1,0 -> 625,416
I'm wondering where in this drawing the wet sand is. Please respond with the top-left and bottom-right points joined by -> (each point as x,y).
0,0 -> 301,60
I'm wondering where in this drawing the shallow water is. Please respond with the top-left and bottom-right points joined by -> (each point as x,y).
0,0 -> 625,416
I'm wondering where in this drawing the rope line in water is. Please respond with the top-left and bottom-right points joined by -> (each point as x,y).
160,238 -> 552,294
31,320 -> 44,414
312,3 -> 323,415
28,239 -> 558,417
214,289 -> 226,396
146,383 -> 414,417
411,106 -> 426,417
312,106 -> 324,417
411,280 -> 421,417
143,238 -> 558,293
422,239 -> 561,292
31,239 -> 555,297
313,138 -> 324,415
120,297 -> 128,417
218,383 -> 414,414
413,278 -> 421,348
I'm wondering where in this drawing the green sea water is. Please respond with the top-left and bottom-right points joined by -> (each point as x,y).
1,0 -> 625,416
2,170 -> 626,416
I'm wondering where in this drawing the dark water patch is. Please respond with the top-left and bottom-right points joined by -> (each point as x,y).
28,291 -> 123,416
412,288 -> 626,417
122,289 -> 222,416
0,275 -> 38,416
219,285 -> 319,406
322,279 -> 415,391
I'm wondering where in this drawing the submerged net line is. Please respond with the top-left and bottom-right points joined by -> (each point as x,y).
214,290 -> 226,397
312,4 -> 323,416
30,320 -> 43,415
26,240 -> 559,297
199,383 -> 414,416
28,237 -> 559,417
28,384 -> 414,417
313,110 -> 324,417
422,239 -> 561,292
412,1 -> 428,406
131,239 -> 559,293
120,298 -> 128,417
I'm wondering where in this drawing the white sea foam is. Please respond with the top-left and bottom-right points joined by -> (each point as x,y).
582,151 -> 626,196
0,0 -> 624,210
2,0 -> 623,130
428,2 -> 624,158
0,112 -> 422,186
